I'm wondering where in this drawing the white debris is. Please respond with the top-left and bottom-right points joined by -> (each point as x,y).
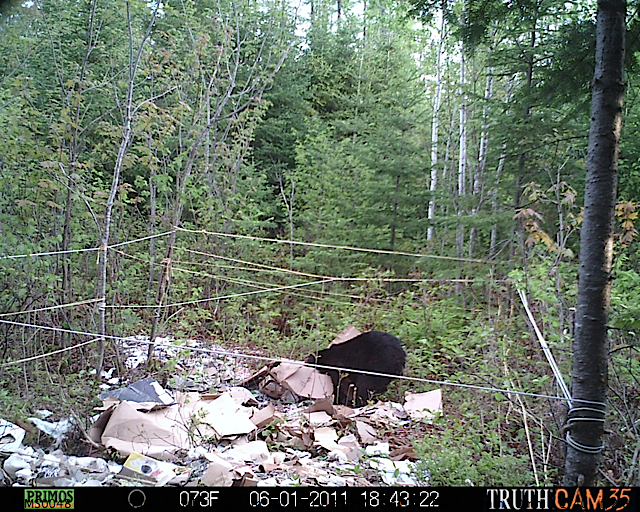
365,442 -> 390,456
0,419 -> 25,453
28,417 -> 73,448
2,333 -> 438,488
4,452 -> 32,479
368,457 -> 417,485
318,475 -> 347,486
223,441 -> 270,463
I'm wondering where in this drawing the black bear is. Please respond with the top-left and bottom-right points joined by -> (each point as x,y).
305,331 -> 406,406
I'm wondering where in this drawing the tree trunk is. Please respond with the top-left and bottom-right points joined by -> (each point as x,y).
475,71 -> 492,196
278,171 -> 295,269
512,25 -> 536,260
489,146 -> 506,257
563,0 -> 625,486
147,165 -> 157,303
490,77 -> 512,257
96,3 -> 157,375
455,53 -> 466,294
469,69 -> 493,259
390,173 -> 401,251
427,10 -> 444,242
457,54 -> 466,199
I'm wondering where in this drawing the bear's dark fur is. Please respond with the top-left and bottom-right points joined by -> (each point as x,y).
305,331 -> 406,406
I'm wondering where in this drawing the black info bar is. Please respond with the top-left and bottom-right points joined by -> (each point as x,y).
8,486 -> 638,511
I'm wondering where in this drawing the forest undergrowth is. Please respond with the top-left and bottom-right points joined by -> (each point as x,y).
0,0 -> 639,489
1,261 -> 638,487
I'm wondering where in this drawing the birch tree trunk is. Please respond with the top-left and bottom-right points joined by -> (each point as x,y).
455,53 -> 466,294
563,0 -> 625,486
427,10 -> 444,242
475,71 -> 492,196
469,69 -> 493,259
457,55 -> 466,200
456,53 -> 467,294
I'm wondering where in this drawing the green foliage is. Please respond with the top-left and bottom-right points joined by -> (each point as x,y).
0,377 -> 29,420
0,0 -> 639,486
414,425 -> 537,486
610,254 -> 640,333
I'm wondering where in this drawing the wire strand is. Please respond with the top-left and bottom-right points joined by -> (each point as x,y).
104,278 -> 336,309
108,230 -> 174,249
181,246 -> 496,282
0,318 -> 603,406
177,227 -> 489,264
0,338 -> 100,367
0,247 -> 101,260
0,231 -> 173,261
0,298 -> 102,318
517,287 -> 573,407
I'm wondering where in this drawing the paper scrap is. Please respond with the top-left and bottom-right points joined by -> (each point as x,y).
404,389 -> 442,420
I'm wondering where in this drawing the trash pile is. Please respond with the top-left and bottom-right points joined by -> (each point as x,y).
0,328 -> 442,487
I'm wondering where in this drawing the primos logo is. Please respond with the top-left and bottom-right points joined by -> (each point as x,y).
24,490 -> 74,509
